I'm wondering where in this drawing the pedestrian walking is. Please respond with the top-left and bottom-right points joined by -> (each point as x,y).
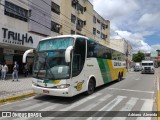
24,63 -> 29,77
12,61 -> 19,81
1,62 -> 8,80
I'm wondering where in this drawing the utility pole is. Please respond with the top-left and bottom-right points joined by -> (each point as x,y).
125,40 -> 129,72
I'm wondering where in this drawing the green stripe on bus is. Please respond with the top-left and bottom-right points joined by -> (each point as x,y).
97,58 -> 112,83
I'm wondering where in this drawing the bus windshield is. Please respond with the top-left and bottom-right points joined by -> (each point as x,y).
142,63 -> 153,66
33,37 -> 74,80
38,37 -> 74,51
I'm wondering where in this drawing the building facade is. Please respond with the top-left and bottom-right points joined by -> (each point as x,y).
61,0 -> 110,45
110,39 -> 133,70
0,0 -> 110,74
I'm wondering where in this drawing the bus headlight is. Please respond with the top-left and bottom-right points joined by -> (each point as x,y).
56,84 -> 70,89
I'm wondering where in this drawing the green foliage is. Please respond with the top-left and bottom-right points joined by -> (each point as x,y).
132,51 -> 145,62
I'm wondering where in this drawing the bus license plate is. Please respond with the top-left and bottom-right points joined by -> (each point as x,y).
43,90 -> 49,94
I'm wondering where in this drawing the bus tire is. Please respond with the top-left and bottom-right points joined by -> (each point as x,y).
121,72 -> 123,79
86,79 -> 95,95
118,73 -> 121,81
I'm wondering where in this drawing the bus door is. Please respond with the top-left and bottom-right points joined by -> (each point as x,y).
71,37 -> 86,93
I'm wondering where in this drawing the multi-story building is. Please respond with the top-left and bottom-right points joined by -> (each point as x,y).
92,10 -> 110,46
0,0 -> 110,74
61,0 -> 110,45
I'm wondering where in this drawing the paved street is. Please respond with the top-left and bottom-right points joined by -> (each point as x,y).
0,69 -> 158,120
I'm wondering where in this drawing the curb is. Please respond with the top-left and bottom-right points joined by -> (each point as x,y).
0,92 -> 36,105
156,74 -> 160,120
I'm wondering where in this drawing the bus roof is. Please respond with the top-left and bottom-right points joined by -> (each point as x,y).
41,35 -> 89,41
40,35 -> 124,55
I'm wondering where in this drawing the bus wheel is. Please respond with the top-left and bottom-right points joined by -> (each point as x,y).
118,73 -> 121,81
86,79 -> 95,95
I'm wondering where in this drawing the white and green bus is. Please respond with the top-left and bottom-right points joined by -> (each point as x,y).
23,35 -> 126,97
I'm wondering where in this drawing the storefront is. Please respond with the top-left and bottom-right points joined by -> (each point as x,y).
0,26 -> 43,74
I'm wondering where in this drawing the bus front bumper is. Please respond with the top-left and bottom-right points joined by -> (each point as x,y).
32,84 -> 73,97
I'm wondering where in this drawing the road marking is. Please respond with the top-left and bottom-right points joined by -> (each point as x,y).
140,99 -> 154,111
39,104 -> 60,111
136,99 -> 153,120
108,88 -> 154,94
60,93 -> 102,111
135,78 -> 140,80
87,96 -> 127,120
64,94 -> 112,120
44,93 -> 102,120
79,94 -> 112,111
112,97 -> 138,120
16,101 -> 50,111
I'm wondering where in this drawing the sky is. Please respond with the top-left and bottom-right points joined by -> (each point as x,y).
89,0 -> 160,53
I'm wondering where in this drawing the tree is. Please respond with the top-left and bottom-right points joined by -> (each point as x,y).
132,51 -> 145,62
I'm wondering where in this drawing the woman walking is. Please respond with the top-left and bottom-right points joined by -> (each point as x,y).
1,62 -> 8,80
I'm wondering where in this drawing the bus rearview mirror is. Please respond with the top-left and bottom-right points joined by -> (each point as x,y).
23,49 -> 34,63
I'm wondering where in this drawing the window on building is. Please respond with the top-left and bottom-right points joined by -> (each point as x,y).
71,30 -> 75,34
83,21 -> 86,26
93,28 -> 96,35
97,30 -> 100,34
93,16 -> 96,23
51,21 -> 60,33
72,0 -> 84,14
101,23 -> 105,30
106,25 -> 108,29
72,0 -> 78,9
97,19 -> 100,24
4,1 -> 28,22
77,3 -> 83,14
71,14 -> 76,24
76,18 -> 83,31
51,2 -> 60,15
101,33 -> 105,40
106,35 -> 108,39
77,18 -> 83,26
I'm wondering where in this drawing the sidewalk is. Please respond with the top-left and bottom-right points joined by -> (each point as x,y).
0,75 -> 35,104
